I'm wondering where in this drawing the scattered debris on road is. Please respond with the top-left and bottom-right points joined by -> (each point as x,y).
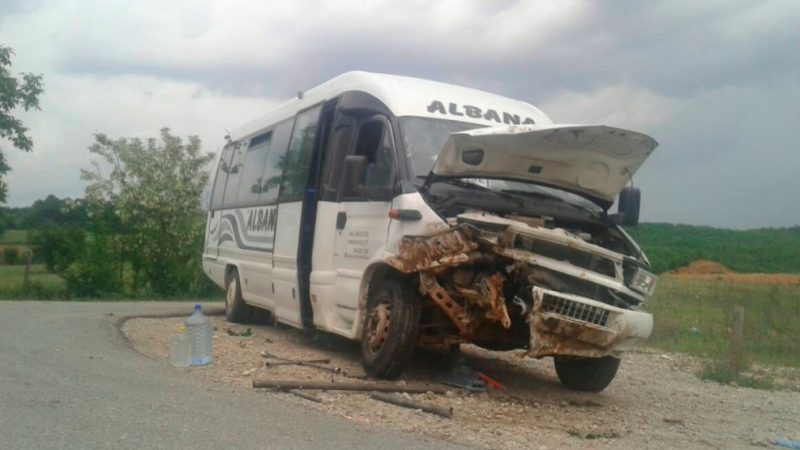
369,392 -> 453,418
122,314 -> 800,449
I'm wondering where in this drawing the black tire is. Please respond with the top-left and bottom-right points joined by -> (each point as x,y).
361,278 -> 421,379
225,268 -> 253,323
554,355 -> 621,392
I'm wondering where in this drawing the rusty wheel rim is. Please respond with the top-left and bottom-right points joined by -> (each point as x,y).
366,297 -> 391,354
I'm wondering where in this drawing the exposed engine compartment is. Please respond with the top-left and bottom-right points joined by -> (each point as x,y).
387,210 -> 654,357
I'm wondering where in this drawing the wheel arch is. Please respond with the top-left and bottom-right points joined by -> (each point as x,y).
224,263 -> 240,282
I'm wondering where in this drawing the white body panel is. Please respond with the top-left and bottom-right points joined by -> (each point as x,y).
229,72 -> 553,144
271,202 -> 303,327
202,205 -> 278,309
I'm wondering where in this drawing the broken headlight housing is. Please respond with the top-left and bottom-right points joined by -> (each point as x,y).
629,267 -> 658,296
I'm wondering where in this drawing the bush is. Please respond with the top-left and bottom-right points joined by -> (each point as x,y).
62,231 -> 120,297
3,247 -> 18,265
29,227 -> 86,272
24,280 -> 68,300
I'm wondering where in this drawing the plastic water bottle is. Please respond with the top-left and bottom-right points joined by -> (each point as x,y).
169,325 -> 190,367
185,304 -> 213,366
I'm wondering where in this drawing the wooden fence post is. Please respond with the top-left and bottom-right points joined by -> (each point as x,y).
729,306 -> 745,376
22,249 -> 33,296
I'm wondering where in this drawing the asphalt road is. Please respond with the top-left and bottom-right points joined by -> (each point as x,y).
0,302 -> 462,449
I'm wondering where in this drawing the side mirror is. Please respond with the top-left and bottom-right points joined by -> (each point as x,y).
341,155 -> 367,198
610,187 -> 641,226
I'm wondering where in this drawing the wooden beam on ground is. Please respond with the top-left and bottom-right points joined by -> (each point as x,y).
252,379 -> 446,394
369,392 -> 453,418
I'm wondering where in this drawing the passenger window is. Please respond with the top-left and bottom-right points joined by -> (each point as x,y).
222,144 -> 244,207
257,119 -> 293,205
355,119 -> 394,189
279,105 -> 322,202
209,144 -> 234,210
236,131 -> 272,206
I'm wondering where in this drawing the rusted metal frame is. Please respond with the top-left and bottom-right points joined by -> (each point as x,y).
388,223 -> 518,338
479,273 -> 511,329
419,273 -> 473,336
387,224 -> 480,273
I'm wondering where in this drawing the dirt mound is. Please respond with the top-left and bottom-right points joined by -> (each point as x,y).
670,259 -> 800,284
674,259 -> 734,275
668,272 -> 800,285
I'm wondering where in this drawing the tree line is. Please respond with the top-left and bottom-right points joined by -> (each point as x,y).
626,223 -> 800,274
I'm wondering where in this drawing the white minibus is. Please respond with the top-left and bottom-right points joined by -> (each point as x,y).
203,71 -> 658,391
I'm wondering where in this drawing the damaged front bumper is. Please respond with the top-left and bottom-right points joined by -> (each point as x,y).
528,287 -> 653,358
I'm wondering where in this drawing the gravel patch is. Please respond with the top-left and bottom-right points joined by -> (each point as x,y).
122,316 -> 800,449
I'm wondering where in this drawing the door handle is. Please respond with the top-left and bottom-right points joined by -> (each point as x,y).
336,212 -> 347,230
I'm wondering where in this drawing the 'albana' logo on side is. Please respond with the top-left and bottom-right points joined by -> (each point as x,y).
427,100 -> 536,125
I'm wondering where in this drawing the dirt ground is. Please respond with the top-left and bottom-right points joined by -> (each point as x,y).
122,315 -> 800,449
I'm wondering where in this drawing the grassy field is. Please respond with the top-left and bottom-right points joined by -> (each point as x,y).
0,229 -> 29,245
646,275 -> 800,369
0,264 -> 66,299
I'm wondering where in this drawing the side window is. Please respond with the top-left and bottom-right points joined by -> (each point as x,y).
355,118 -> 395,189
256,119 -> 293,205
210,144 -> 235,211
279,105 -> 322,202
320,112 -> 357,200
236,131 -> 272,206
222,144 -> 244,207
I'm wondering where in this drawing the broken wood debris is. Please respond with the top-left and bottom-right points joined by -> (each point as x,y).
252,379 -> 447,394
369,392 -> 453,419
287,389 -> 326,403
261,350 -> 341,374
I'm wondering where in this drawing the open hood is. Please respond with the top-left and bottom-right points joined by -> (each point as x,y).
431,124 -> 658,205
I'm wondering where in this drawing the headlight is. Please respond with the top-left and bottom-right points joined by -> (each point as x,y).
629,267 -> 658,296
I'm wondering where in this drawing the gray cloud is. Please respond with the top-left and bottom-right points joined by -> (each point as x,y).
2,0 -> 799,228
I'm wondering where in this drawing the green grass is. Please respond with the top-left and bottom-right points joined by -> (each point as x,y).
0,264 -> 66,299
0,229 -> 29,245
645,276 -> 800,369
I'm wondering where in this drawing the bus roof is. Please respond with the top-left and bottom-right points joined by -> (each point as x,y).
230,71 -> 553,142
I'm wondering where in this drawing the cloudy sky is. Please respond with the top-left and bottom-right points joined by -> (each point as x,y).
1,0 -> 798,228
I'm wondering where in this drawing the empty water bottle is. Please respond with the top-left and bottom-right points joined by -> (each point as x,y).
185,304 -> 213,366
169,325 -> 190,367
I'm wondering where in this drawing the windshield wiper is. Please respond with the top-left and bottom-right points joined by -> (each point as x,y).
440,179 -> 525,207
501,189 -> 561,202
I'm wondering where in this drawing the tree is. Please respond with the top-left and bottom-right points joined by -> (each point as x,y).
81,128 -> 214,295
0,44 -> 44,203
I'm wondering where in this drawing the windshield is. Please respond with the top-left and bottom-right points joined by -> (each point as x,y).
399,117 -> 484,177
399,116 -> 602,213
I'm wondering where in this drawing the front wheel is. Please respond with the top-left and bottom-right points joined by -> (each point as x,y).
554,355 -> 621,392
361,278 -> 421,379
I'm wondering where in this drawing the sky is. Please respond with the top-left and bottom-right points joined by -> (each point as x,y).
1,0 -> 798,228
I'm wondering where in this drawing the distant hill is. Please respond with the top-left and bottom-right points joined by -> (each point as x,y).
625,223 -> 800,274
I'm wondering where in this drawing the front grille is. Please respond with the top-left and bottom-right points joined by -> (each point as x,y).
541,293 -> 610,327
